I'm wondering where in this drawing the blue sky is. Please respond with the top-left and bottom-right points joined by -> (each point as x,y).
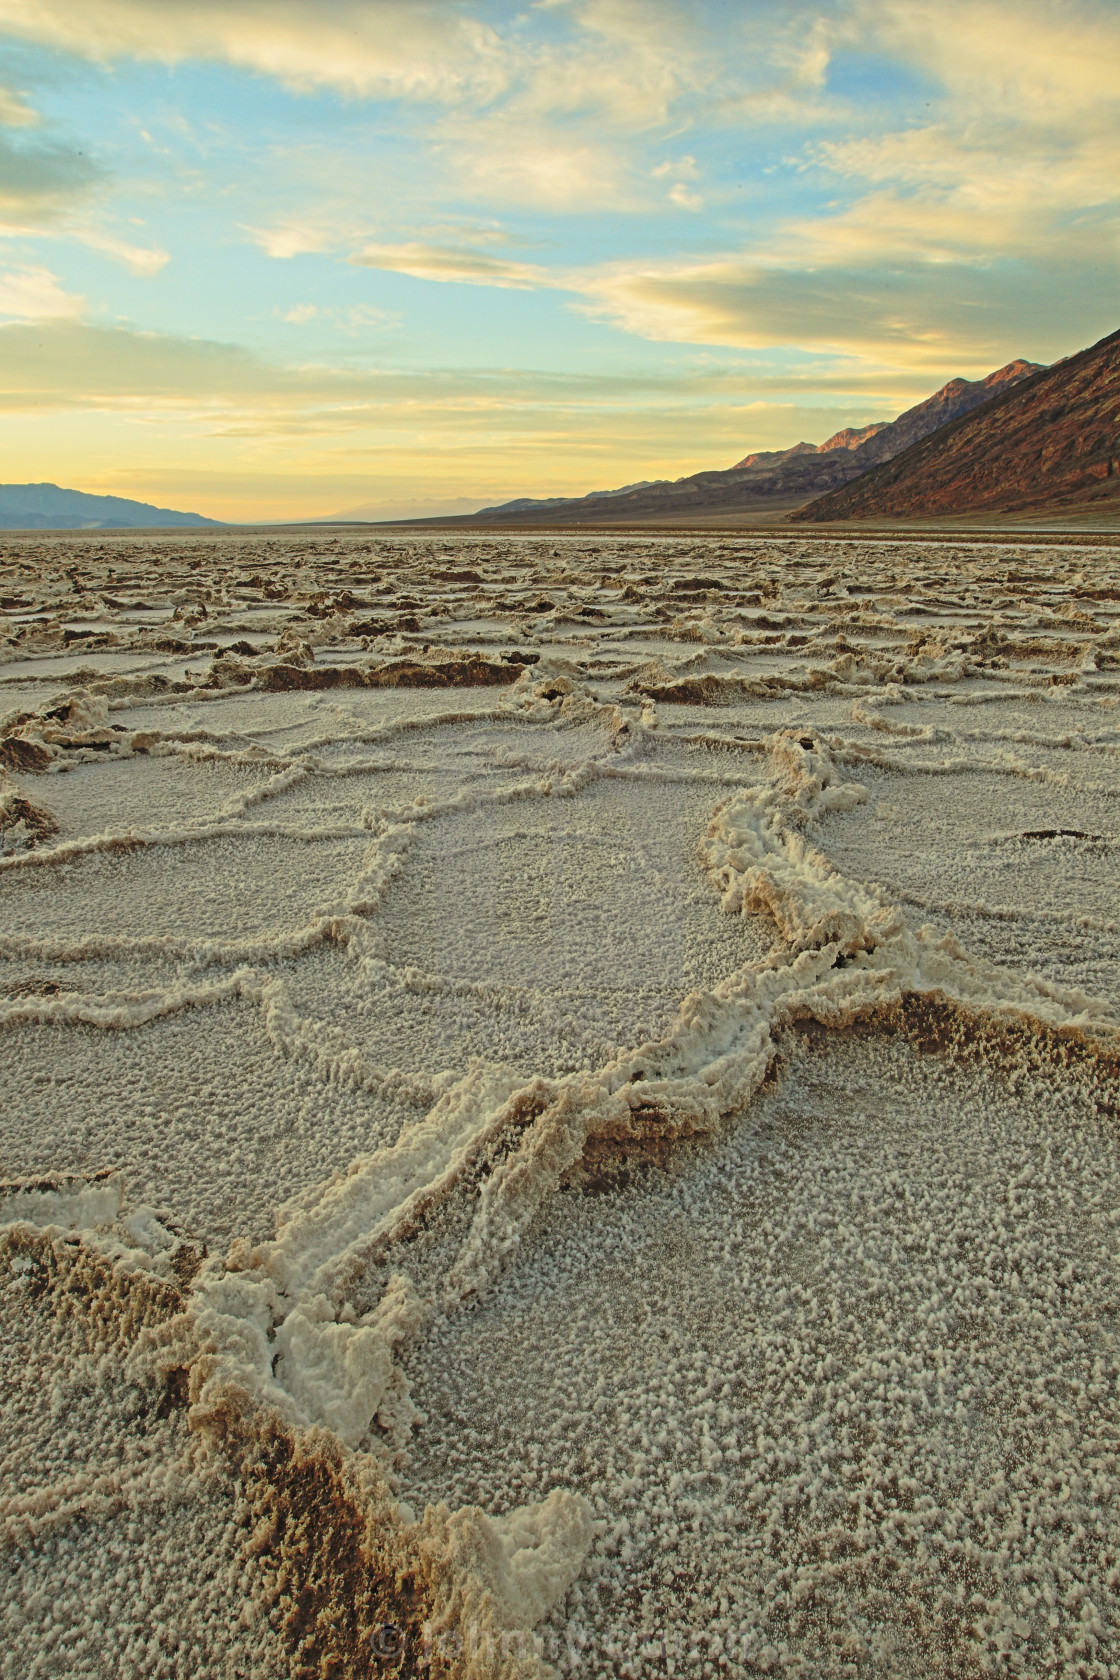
0,0 -> 1116,520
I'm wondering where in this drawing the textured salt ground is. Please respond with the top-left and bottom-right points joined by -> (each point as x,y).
282,944 -> 635,1081
278,773 -> 771,1083
4,531 -> 1120,1678
0,996 -> 418,1246
635,734 -> 771,780
0,833 -> 373,946
0,955 -> 193,998
400,1028 -> 1120,1679
0,1259 -> 285,1680
31,757 -> 276,838
306,712 -> 631,769
934,907 -> 1120,1012
371,778 -> 771,1025
823,766 -> 1120,1002
0,681 -> 81,715
842,685 -> 1120,724
137,685 -> 511,743
1,654 -> 184,683
300,724 -> 630,784
101,692 -> 358,746
258,764 -> 509,830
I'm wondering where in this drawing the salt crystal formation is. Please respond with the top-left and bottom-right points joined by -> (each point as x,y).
1,529 -> 1119,1677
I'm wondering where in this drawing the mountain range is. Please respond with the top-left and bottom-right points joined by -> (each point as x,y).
12,326 -> 1119,532
793,326 -> 1120,525
458,359 -> 1044,527
0,483 -> 221,530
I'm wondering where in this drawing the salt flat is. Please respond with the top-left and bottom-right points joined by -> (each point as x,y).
1,529 -> 1119,1679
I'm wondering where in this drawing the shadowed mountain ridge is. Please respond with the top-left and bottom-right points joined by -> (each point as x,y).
452,359 -> 1042,526
793,328 -> 1120,524
0,483 -> 222,530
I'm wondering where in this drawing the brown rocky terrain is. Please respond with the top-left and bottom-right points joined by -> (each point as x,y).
730,421 -> 886,472
793,326 -> 1120,524
446,359 -> 1041,527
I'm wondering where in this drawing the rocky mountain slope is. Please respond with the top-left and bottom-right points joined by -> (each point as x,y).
0,483 -> 221,530
730,422 -> 887,473
457,360 -> 1042,526
793,328 -> 1120,524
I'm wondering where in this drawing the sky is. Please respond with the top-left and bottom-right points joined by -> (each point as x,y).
0,0 -> 1116,522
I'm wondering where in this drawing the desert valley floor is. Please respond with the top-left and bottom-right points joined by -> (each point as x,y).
2,529 -> 1120,1679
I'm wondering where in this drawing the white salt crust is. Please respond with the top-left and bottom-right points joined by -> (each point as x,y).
402,1030 -> 1120,1677
1,529 -> 1119,1677
0,1246 -> 286,1680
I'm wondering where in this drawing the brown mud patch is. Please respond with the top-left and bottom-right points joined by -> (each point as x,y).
235,1421 -> 434,1680
0,737 -> 52,772
259,656 -> 518,693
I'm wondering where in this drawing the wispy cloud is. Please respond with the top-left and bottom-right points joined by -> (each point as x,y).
281,301 -> 397,331
0,0 -> 511,102
0,129 -> 100,220
0,317 -> 909,420
0,84 -> 38,126
244,222 -> 335,260
0,0 -> 801,219
352,242 -> 549,289
573,249 -> 1114,371
75,227 -> 169,276
0,263 -> 84,321
0,315 -> 979,519
560,0 -> 1120,367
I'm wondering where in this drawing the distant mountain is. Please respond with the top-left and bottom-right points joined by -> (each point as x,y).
792,329 -> 1120,524
451,360 -> 1043,527
476,481 -> 661,516
0,483 -> 222,530
731,421 -> 887,471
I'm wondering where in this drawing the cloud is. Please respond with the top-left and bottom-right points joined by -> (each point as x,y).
0,1 -> 510,102
1,0 -> 1115,459
0,317 -> 911,422
862,0 -> 1120,127
651,156 -> 698,180
245,222 -> 334,260
815,2 -> 1120,246
422,4 -> 713,210
0,316 -> 960,520
352,242 -> 548,289
549,0 -> 1120,368
668,182 -> 702,210
503,0 -> 700,127
324,493 -> 495,521
435,120 -> 632,210
75,228 -> 169,276
0,129 -> 100,220
0,62 -> 100,229
0,263 -> 83,322
281,301 -> 398,331
0,84 -> 38,126
0,0 -> 805,218
0,0 -> 797,132
574,242 -> 1118,371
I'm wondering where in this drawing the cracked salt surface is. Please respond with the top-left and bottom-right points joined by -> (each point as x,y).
2,528 -> 1120,1677
825,765 -> 1120,1005
402,1027 -> 1120,1676
0,998 -> 420,1244
0,1232 -> 285,1680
